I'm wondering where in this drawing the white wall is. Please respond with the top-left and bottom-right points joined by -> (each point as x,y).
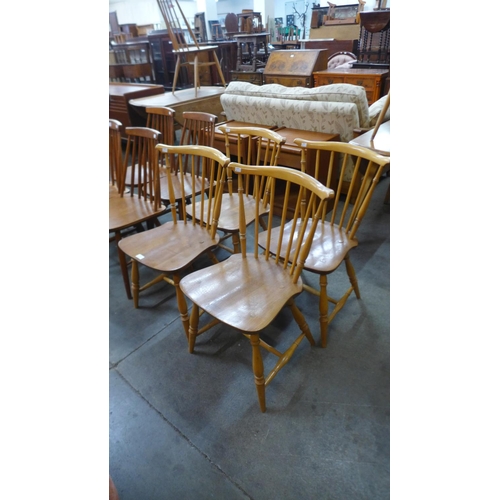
110,0 -> 390,35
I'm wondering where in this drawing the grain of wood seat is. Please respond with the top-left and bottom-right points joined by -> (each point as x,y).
258,140 -> 390,347
180,163 -> 334,412
109,127 -> 167,299
156,0 -> 226,96
118,145 -> 230,334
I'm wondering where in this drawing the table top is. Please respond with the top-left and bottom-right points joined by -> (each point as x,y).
349,121 -> 390,156
109,83 -> 164,96
129,86 -> 225,107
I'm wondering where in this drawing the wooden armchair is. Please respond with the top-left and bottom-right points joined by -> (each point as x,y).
180,164 -> 334,412
259,140 -> 390,347
156,0 -> 226,96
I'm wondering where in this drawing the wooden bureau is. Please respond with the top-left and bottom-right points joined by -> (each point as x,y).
313,68 -> 389,105
263,49 -> 328,87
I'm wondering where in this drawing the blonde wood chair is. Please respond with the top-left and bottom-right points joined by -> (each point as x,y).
156,0 -> 226,96
259,140 -> 390,348
210,125 -> 286,254
109,127 -> 167,299
118,145 -> 230,336
159,111 -> 218,219
180,163 -> 334,412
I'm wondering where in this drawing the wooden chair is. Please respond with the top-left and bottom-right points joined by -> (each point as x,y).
109,119 -> 123,197
124,106 -> 176,187
109,127 -> 167,299
118,145 -> 230,336
159,112 -> 217,219
212,125 -> 286,254
180,163 -> 334,412
156,0 -> 226,96
259,140 -> 390,348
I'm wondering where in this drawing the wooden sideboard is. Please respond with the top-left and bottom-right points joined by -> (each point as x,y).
313,68 -> 389,105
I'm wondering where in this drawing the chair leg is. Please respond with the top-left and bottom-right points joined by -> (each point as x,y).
188,303 -> 200,353
213,51 -> 227,87
114,231 -> 132,300
249,333 -> 266,413
131,259 -> 140,308
318,274 -> 329,348
288,298 -> 315,346
193,54 -> 199,97
231,232 -> 241,254
345,254 -> 360,299
172,57 -> 181,95
173,273 -> 190,339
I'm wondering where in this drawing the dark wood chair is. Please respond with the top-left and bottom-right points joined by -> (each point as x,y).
180,163 -> 334,412
109,119 -> 123,197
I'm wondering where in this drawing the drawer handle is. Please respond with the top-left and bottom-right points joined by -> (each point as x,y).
356,80 -> 363,86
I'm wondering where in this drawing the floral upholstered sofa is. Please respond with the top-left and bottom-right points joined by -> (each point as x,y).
220,81 -> 376,143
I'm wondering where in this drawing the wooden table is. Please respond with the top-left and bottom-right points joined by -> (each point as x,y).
128,86 -> 225,127
349,121 -> 390,156
350,121 -> 390,203
313,68 -> 389,105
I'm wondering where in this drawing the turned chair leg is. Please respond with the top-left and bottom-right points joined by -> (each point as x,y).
174,273 -> 190,339
250,333 -> 266,413
188,303 -> 200,353
345,254 -> 360,299
318,274 -> 329,348
115,231 -> 132,300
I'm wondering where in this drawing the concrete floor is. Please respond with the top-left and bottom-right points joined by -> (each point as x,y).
109,176 -> 390,500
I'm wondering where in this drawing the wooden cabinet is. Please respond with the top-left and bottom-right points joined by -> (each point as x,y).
313,68 -> 389,105
109,83 -> 165,135
263,49 -> 328,87
147,30 -> 179,89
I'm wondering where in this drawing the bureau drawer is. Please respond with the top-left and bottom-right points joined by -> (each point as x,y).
344,76 -> 376,91
230,71 -> 263,85
263,75 -> 312,87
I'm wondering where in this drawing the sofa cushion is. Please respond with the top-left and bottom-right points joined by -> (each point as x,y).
223,81 -> 370,128
368,95 -> 390,127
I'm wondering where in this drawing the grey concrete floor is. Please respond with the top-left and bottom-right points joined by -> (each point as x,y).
109,176 -> 390,500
